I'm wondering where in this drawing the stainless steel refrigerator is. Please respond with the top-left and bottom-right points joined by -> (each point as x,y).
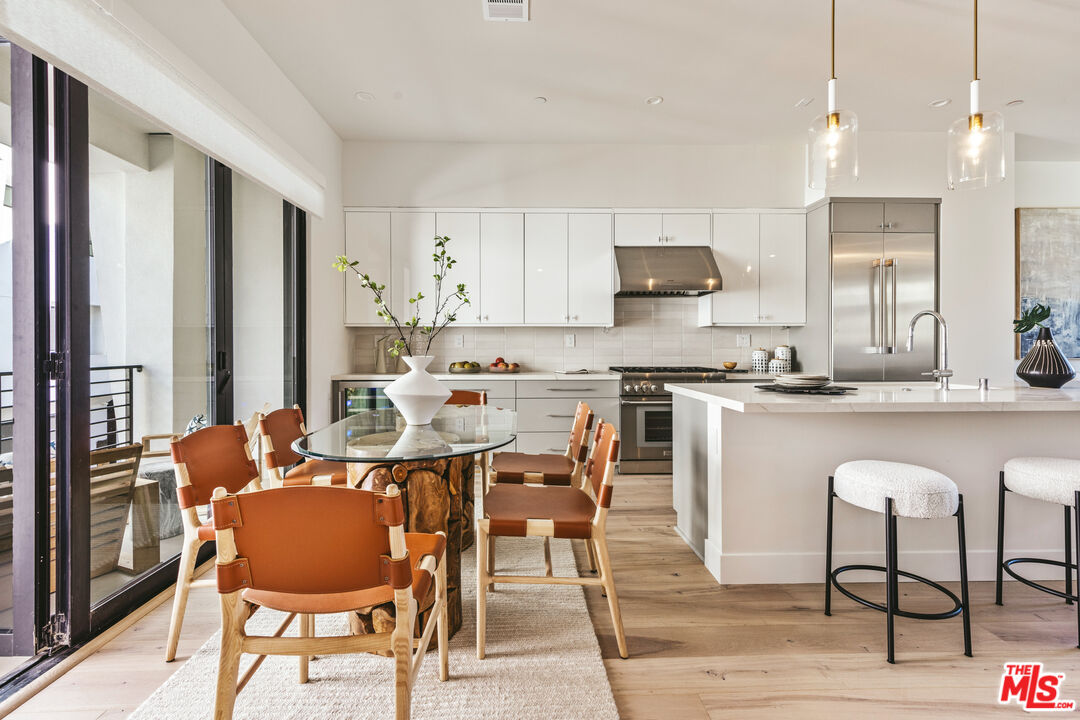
830,199 -> 939,382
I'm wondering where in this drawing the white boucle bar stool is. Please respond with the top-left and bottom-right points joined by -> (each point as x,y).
996,457 -> 1080,648
825,460 -> 972,664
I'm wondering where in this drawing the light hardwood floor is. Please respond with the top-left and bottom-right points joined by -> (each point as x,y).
8,474 -> 1080,718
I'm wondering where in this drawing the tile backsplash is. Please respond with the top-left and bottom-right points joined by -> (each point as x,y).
349,297 -> 792,372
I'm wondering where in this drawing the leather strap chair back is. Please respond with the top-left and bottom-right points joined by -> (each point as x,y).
568,401 -> 594,463
258,406 -> 306,471
171,423 -> 261,510
585,420 -> 620,509
211,485 -> 407,596
446,390 -> 487,406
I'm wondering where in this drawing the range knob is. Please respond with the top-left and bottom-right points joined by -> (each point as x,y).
624,384 -> 633,393
633,384 -> 642,393
649,384 -> 658,392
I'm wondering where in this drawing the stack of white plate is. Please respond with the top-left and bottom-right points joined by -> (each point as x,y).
774,373 -> 831,389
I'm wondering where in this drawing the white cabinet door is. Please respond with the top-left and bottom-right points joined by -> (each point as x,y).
568,213 -> 613,325
758,213 -> 806,324
662,213 -> 711,245
701,213 -> 760,325
389,211 -> 436,322
614,213 -> 663,246
344,211 -> 391,325
479,213 -> 524,324
524,213 -> 568,324
436,212 -> 482,324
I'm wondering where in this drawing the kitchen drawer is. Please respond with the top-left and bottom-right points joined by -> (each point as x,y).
831,202 -> 884,233
514,379 -> 619,399
516,397 -> 618,432
514,432 -> 571,456
443,379 -> 516,401
883,202 -> 936,233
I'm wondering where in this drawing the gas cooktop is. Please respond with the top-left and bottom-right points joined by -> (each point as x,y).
609,366 -> 721,374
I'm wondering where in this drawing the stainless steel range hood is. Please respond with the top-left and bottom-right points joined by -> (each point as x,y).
614,246 -> 723,296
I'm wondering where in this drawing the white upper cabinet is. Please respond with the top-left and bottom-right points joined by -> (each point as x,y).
701,213 -> 759,326
435,212 -> 482,324
343,211 -> 391,326
699,211 -> 806,326
568,213 -> 613,325
389,211 -> 436,323
615,212 -> 710,246
479,213 -> 525,324
614,213 -> 662,246
661,213 -> 711,245
524,213 -> 569,324
758,213 -> 806,325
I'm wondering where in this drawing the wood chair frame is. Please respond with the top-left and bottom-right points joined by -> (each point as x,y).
211,484 -> 448,720
445,390 -> 490,496
485,401 -> 593,495
165,421 -> 263,662
476,423 -> 628,660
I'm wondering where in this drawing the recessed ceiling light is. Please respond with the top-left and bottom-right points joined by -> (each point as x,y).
354,91 -> 376,102
645,96 -> 664,106
928,98 -> 952,108
533,96 -> 548,104
1006,99 -> 1025,107
794,97 -> 814,108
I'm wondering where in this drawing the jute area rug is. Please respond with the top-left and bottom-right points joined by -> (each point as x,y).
130,529 -> 619,719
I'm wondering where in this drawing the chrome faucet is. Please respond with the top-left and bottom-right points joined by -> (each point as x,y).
907,310 -> 953,390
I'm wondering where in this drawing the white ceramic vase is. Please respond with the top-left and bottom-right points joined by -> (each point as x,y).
383,355 -> 451,425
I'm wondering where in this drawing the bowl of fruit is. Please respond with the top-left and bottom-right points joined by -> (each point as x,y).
448,361 -> 482,374
487,357 -> 520,373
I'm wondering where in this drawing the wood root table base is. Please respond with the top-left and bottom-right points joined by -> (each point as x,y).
347,454 -> 476,638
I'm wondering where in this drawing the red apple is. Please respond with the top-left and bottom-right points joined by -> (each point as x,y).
495,356 -> 505,364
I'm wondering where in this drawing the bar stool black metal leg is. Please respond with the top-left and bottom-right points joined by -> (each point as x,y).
885,497 -> 896,664
956,494 -> 972,657
1074,491 -> 1080,649
996,471 -> 1006,606
825,476 -> 835,616
1067,506 -> 1074,606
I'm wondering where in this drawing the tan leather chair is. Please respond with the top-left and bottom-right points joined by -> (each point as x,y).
166,423 -> 263,662
446,389 -> 487,406
477,420 -> 628,659
210,483 -> 448,720
488,401 -> 594,492
259,405 -> 349,487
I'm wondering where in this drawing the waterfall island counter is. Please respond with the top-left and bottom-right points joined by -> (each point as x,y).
667,382 -> 1080,586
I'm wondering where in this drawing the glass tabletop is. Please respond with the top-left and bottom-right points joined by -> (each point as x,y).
294,405 -> 517,463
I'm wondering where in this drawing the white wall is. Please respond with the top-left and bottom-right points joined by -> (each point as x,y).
0,0 -> 349,425
1016,161 -> 1080,207
343,142 -> 805,208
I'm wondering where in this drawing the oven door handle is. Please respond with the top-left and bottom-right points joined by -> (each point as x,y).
620,400 -> 674,406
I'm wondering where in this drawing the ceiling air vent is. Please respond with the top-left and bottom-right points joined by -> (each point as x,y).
483,0 -> 529,22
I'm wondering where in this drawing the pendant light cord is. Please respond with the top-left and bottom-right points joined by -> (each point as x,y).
831,0 -> 836,80
973,0 -> 978,81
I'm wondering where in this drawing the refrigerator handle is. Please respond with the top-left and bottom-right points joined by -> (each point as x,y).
887,258 -> 898,353
875,258 -> 886,354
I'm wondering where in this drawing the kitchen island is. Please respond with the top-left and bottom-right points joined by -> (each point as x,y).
668,382 -> 1080,585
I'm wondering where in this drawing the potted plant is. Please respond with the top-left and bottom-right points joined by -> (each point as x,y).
334,236 -> 470,424
1014,303 -> 1076,388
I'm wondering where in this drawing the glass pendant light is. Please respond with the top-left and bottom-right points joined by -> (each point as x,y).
808,0 -> 857,189
946,0 -> 1005,190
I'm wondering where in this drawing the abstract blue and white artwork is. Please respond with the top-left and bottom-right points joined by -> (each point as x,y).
1017,208 -> 1080,359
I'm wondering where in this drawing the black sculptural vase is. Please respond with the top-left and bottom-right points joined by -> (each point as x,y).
1016,327 -> 1076,389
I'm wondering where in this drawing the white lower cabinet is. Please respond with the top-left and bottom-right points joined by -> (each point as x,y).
515,432 -> 573,455
510,380 -> 619,456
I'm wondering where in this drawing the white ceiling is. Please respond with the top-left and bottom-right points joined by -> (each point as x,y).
221,0 -> 1079,147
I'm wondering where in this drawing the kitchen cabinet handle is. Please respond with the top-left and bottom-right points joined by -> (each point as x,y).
483,314 -> 489,321
572,315 -> 579,321
545,448 -> 564,453
545,387 -> 593,392
546,414 -> 576,418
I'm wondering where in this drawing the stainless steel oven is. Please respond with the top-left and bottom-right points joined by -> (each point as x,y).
619,398 -> 674,473
610,366 -> 726,474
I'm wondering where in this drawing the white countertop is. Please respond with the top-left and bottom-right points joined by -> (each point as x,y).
666,381 -> 1080,413
333,370 -> 618,382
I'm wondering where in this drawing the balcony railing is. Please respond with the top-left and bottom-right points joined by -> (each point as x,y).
0,364 -> 144,455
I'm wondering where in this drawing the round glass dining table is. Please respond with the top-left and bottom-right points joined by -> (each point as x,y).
292,404 -> 517,637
